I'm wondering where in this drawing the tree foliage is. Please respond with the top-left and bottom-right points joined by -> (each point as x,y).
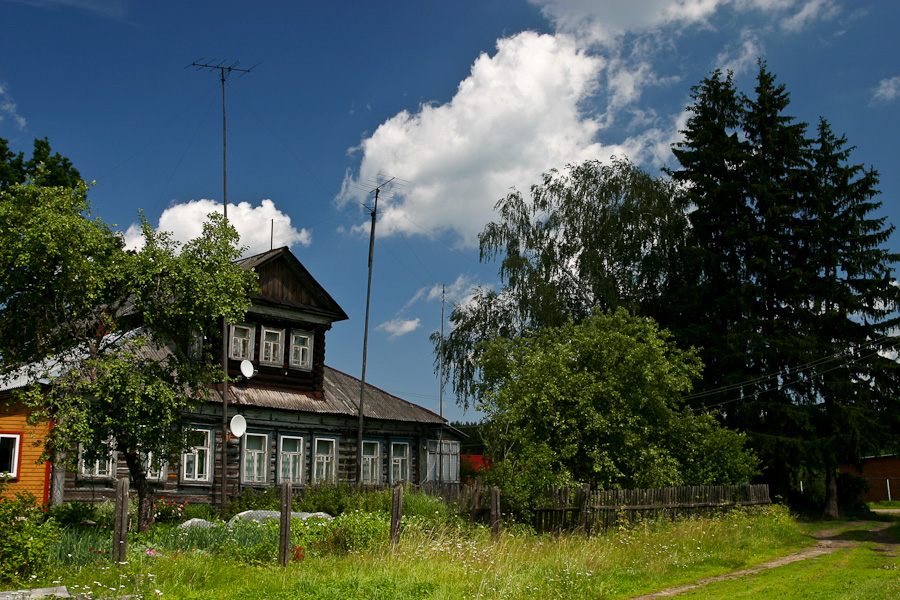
475,309 -> 758,512
435,157 -> 688,408
0,172 -> 257,531
0,136 -> 81,189
669,62 -> 900,518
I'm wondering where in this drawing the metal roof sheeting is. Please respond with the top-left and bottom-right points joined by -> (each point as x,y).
228,366 -> 445,425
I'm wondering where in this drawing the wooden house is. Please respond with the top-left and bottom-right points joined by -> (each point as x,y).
0,398 -> 52,503
4,246 -> 462,506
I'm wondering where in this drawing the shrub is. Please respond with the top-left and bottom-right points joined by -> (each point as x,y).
181,501 -> 220,522
838,472 -> 871,515
322,509 -> 390,553
0,491 -> 58,585
45,501 -> 95,526
227,487 -> 281,515
293,483 -> 353,515
154,497 -> 188,523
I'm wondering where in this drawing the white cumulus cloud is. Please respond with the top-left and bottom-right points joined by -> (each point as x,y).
122,198 -> 311,255
337,31 -> 608,247
872,76 -> 900,104
0,83 -> 27,131
338,0 -> 846,250
377,318 -> 422,339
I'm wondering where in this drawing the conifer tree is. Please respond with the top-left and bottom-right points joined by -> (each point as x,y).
670,63 -> 900,517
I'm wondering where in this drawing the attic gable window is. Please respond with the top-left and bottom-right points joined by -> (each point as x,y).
289,330 -> 313,370
230,324 -> 256,361
260,327 -> 284,366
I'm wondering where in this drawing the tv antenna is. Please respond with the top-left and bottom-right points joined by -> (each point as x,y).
187,57 -> 258,509
356,175 -> 403,484
187,59 -> 259,219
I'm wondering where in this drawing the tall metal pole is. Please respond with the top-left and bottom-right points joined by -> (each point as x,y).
438,285 -> 445,485
218,68 -> 229,510
188,59 -> 257,509
356,189 -> 378,485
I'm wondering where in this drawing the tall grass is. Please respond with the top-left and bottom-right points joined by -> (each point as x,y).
40,505 -> 811,599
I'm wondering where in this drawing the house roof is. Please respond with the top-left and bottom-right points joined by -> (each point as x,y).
226,366 -> 449,426
237,247 -> 349,323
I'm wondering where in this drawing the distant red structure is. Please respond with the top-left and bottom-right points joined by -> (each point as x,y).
460,454 -> 491,483
840,454 -> 900,502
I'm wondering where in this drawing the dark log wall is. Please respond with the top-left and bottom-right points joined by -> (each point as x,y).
59,403 -> 441,506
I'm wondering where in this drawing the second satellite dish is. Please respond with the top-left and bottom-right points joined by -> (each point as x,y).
230,414 -> 247,438
240,359 -> 256,379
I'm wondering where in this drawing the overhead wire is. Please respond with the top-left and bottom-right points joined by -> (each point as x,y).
688,334 -> 900,412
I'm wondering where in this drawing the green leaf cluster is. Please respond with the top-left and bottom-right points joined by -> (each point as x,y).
475,309 -> 758,504
669,62 -> 900,516
0,142 -> 258,531
0,490 -> 58,585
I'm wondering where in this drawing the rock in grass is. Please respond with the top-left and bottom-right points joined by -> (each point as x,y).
229,510 -> 332,523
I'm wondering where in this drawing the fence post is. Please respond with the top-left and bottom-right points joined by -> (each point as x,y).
113,476 -> 129,563
278,482 -> 292,567
391,485 -> 404,545
470,477 -> 482,524
490,486 -> 501,539
576,483 -> 590,535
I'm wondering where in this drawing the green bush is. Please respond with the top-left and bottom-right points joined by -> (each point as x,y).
227,487 -> 282,515
154,497 -> 188,523
181,501 -> 220,522
293,483 -> 354,515
838,472 -> 871,514
322,509 -> 390,553
45,501 -> 95,526
0,491 -> 58,585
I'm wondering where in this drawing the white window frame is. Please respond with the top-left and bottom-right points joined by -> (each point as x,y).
242,432 -> 269,485
181,428 -> 212,483
0,433 -> 21,479
189,328 -> 205,359
289,329 -> 314,370
361,440 -> 381,485
79,442 -> 117,479
229,323 -> 256,361
426,439 -> 460,483
312,437 -> 338,484
279,435 -> 305,485
260,327 -> 285,366
142,451 -> 166,482
390,441 -> 410,484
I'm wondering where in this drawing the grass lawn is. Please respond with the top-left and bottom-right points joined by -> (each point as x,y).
674,545 -> 900,600
23,506 -> 821,600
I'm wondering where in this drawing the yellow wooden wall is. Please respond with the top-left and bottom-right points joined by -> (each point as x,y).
0,399 -> 51,504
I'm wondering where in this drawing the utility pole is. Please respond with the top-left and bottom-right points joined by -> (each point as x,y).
188,58 -> 258,509
356,178 -> 395,485
438,285 -> 446,486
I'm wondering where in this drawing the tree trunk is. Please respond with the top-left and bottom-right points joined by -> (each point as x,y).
823,467 -> 839,520
123,451 -> 156,533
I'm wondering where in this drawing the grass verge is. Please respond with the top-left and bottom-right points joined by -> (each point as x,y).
22,505 -> 815,599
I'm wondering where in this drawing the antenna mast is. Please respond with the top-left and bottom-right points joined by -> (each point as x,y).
188,58 -> 258,509
356,177 -> 397,485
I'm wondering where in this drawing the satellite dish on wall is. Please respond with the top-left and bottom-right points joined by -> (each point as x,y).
230,414 -> 247,438
240,360 -> 256,379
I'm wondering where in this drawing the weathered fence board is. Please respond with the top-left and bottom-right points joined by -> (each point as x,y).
533,484 -> 770,534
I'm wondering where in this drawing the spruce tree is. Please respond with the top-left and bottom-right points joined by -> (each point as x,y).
667,69 -> 754,405
670,63 -> 900,517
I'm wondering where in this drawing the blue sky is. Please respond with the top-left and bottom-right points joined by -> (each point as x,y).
2,0 -> 899,424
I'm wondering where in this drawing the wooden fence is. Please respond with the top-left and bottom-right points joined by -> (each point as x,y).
533,484 -> 770,534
